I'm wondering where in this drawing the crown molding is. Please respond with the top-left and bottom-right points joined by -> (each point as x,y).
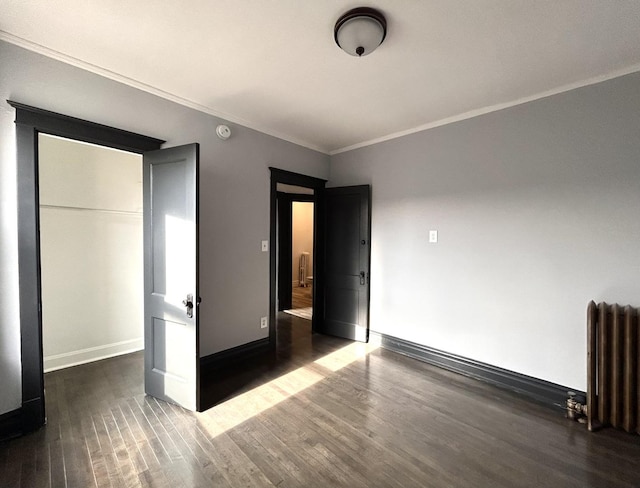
329,63 -> 640,155
0,31 -> 328,155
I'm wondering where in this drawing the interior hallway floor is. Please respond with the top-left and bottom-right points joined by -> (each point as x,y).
2,314 -> 640,487
291,284 -> 312,309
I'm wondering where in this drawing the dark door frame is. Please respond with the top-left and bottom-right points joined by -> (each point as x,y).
269,168 -> 326,343
277,192 -> 315,312
8,100 -> 164,434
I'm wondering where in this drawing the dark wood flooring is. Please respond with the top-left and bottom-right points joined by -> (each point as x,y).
2,314 -> 640,487
291,285 -> 312,309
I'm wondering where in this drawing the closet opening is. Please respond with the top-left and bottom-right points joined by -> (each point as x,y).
38,134 -> 144,374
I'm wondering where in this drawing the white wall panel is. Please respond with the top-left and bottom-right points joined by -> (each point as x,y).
39,134 -> 143,371
39,134 -> 142,212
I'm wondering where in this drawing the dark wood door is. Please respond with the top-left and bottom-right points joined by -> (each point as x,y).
318,185 -> 371,342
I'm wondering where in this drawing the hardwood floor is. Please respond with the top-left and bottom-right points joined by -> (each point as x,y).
2,316 -> 640,487
291,284 -> 312,309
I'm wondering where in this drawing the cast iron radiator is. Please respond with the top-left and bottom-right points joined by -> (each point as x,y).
299,252 -> 309,287
587,301 -> 640,433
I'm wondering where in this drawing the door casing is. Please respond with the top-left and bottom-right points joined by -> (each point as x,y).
270,169 -> 372,344
9,101 -> 164,433
269,168 -> 326,341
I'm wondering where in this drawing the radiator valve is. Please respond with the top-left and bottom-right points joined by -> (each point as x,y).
566,391 -> 587,422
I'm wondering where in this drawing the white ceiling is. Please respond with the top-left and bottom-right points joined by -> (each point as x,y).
2,1 -> 640,154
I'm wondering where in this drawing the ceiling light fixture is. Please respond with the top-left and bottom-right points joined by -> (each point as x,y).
334,7 -> 387,57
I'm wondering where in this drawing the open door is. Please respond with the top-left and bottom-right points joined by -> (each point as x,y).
143,143 -> 200,411
318,185 -> 371,342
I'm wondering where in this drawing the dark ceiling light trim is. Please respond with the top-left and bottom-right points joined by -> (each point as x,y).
334,7 -> 387,57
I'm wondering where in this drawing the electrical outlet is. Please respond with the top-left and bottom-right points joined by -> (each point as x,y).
429,230 -> 438,243
260,316 -> 268,329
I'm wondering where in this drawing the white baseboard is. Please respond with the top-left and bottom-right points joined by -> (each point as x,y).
44,338 -> 144,372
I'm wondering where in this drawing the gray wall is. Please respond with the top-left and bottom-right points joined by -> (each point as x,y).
0,41 -> 329,415
329,72 -> 640,391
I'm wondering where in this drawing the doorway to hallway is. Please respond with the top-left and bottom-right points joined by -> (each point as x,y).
285,199 -> 314,321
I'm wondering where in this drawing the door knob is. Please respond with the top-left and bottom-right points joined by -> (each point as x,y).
360,271 -> 366,285
183,293 -> 194,318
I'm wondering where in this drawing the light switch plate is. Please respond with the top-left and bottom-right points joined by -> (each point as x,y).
261,240 -> 269,252
429,230 -> 438,243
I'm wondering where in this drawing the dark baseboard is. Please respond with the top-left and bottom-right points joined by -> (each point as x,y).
200,338 -> 271,370
0,408 -> 22,442
371,332 -> 581,410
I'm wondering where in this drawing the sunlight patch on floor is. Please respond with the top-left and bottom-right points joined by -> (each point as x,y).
313,341 -> 379,372
198,341 -> 380,438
